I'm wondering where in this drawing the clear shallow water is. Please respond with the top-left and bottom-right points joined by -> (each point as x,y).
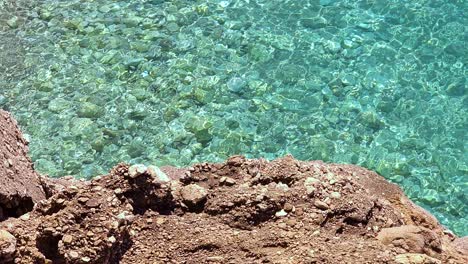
0,0 -> 466,235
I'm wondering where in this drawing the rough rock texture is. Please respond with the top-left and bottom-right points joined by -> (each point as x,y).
0,110 -> 46,220
0,157 -> 465,263
0,110 -> 467,263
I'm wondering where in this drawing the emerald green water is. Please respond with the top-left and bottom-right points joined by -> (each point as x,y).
0,0 -> 466,235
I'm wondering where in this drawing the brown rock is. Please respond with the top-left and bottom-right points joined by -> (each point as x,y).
394,253 -> 441,264
283,203 -> 294,212
452,236 -> 468,256
0,110 -> 46,220
314,200 -> 329,210
0,229 -> 16,261
85,198 -> 101,208
69,251 -> 79,259
207,256 -> 224,262
78,197 -> 89,203
180,184 -> 207,208
226,155 -> 245,166
220,176 -> 236,186
62,234 -> 73,244
377,225 -> 441,254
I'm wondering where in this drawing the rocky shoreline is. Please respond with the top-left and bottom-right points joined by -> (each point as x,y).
0,109 -> 466,263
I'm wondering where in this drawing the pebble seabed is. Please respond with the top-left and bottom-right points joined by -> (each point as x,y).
0,0 -> 466,235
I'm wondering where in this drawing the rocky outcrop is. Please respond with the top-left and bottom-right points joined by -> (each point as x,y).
0,157 -> 465,263
0,110 -> 466,263
0,110 -> 46,220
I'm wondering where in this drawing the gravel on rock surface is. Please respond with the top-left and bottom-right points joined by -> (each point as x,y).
0,155 -> 466,263
0,110 -> 46,220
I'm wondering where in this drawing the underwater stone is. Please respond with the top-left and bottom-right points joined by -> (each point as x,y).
124,58 -> 145,68
444,41 -> 464,57
163,107 -> 180,122
123,17 -> 142,27
34,159 -> 58,176
300,17 -> 327,29
193,88 -> 214,104
77,102 -> 103,118
276,64 -> 304,84
47,98 -> 70,113
98,5 -> 111,13
325,40 -> 342,54
446,79 -> 465,96
6,16 -> 19,29
249,44 -> 272,62
159,38 -> 174,51
340,74 -> 356,86
127,108 -> 148,121
320,0 -> 335,6
37,81 -> 54,92
185,117 -> 214,145
194,128 -> 213,145
131,41 -> 150,53
130,88 -> 150,101
90,138 -> 104,152
166,22 -> 179,32
39,9 -> 52,20
359,111 -> 384,129
0,95 -> 6,106
342,39 -> 355,49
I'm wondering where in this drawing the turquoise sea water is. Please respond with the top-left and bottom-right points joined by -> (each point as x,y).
0,0 -> 466,235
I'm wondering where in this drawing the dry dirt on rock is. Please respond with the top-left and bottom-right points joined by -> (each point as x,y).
0,155 -> 466,264
0,110 -> 46,220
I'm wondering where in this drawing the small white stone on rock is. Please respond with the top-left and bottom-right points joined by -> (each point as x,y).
108,236 -> 116,243
304,177 -> 320,195
147,165 -> 170,182
116,211 -> 132,221
69,251 -> 79,259
276,182 -> 289,192
19,213 -> 30,221
128,164 -> 147,178
62,234 -> 73,244
275,209 -> 288,217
